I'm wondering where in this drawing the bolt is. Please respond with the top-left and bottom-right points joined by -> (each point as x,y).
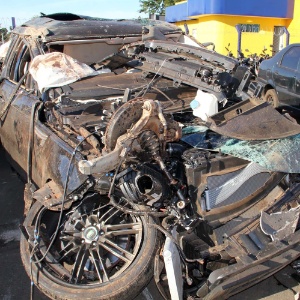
99,230 -> 104,235
81,239 -> 85,244
73,195 -> 79,201
177,201 -> 186,209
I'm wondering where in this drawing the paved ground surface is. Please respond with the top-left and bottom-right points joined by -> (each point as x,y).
1,146 -> 300,300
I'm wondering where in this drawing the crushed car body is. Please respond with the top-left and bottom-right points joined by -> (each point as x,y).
1,13 -> 300,300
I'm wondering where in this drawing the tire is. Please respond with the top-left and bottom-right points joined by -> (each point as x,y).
264,89 -> 279,107
20,195 -> 160,300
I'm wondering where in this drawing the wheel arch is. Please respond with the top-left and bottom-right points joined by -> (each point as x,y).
262,83 -> 276,97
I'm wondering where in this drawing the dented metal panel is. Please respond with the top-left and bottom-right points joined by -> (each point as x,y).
207,99 -> 300,140
13,17 -> 183,42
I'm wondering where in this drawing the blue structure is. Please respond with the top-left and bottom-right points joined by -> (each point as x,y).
166,0 -> 295,23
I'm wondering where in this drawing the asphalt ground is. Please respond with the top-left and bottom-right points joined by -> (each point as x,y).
0,147 -> 48,300
1,145 -> 300,300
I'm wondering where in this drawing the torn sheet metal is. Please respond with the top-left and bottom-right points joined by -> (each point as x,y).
206,100 -> 300,140
0,40 -> 10,59
29,52 -> 98,92
260,207 -> 300,241
220,134 -> 300,173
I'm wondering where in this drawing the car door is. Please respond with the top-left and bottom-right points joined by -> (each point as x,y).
0,35 -> 87,192
293,55 -> 300,106
272,46 -> 300,104
0,35 -> 41,176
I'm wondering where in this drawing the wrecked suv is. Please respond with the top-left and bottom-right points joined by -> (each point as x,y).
1,12 -> 300,300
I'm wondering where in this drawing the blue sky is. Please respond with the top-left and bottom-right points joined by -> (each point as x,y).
0,0 -> 148,28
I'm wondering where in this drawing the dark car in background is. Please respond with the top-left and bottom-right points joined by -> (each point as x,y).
257,43 -> 300,107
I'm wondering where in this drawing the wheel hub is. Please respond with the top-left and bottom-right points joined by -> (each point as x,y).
83,226 -> 99,242
57,198 -> 143,284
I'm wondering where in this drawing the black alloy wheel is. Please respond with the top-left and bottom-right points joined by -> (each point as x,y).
20,195 -> 159,300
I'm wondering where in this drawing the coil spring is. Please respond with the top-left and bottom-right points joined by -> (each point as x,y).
138,130 -> 160,157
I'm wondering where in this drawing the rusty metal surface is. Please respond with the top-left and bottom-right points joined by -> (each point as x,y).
207,99 -> 300,140
137,52 -> 225,99
32,120 -> 88,194
67,72 -> 151,99
0,79 -> 88,195
142,40 -> 238,72
79,99 -> 182,175
105,98 -> 181,151
66,72 -> 189,100
13,17 -> 182,41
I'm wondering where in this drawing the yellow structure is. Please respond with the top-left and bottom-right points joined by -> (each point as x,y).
166,0 -> 300,57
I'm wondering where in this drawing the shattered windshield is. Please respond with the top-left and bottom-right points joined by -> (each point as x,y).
181,126 -> 300,173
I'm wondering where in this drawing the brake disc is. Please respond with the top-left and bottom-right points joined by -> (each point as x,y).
104,98 -> 144,151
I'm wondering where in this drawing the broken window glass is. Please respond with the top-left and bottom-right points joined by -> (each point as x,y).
182,126 -> 300,173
